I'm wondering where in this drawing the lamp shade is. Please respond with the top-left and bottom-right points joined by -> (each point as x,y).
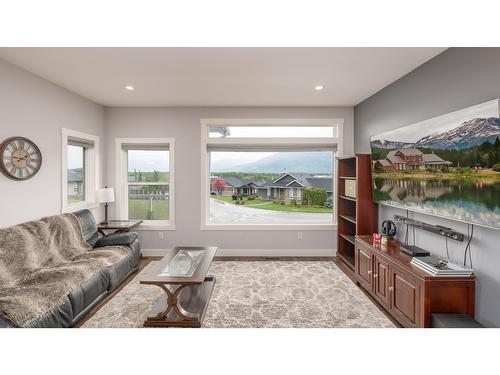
97,187 -> 115,203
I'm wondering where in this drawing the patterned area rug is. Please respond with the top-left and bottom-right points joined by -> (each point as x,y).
82,261 -> 395,328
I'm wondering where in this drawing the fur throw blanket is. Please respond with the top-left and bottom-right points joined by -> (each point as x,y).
0,213 -> 129,327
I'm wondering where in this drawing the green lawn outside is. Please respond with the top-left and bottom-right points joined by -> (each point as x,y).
211,195 -> 332,213
129,199 -> 169,220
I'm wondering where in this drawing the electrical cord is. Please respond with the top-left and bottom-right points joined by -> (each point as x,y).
445,237 -> 450,260
469,225 -> 474,268
463,224 -> 474,268
404,210 -> 409,244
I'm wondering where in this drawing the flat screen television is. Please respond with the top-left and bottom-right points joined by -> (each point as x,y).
370,98 -> 500,230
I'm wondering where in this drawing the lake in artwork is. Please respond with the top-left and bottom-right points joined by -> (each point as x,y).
370,99 -> 500,230
373,177 -> 500,228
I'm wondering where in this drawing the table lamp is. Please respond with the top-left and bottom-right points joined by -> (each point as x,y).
97,187 -> 115,224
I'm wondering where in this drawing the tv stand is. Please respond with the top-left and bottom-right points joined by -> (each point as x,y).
354,235 -> 475,328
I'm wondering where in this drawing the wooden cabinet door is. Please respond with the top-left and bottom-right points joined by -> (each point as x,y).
373,255 -> 390,308
356,245 -> 373,291
390,267 -> 421,327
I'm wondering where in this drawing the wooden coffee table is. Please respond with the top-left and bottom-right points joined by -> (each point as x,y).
140,246 -> 217,328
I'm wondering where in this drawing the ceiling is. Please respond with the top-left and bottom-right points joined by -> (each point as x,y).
0,48 -> 446,107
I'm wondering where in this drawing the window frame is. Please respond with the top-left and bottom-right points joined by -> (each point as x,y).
61,128 -> 100,213
200,119 -> 343,230
115,138 -> 176,231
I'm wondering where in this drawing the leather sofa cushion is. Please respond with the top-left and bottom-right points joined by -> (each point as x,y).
22,298 -> 74,328
68,268 -> 110,318
72,209 -> 100,244
95,232 -> 138,248
126,239 -> 141,268
0,318 -> 14,328
108,255 -> 135,290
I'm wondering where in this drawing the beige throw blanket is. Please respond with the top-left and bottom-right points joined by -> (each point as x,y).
0,214 -> 129,327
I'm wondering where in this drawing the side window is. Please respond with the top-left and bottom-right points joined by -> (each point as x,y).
62,129 -> 99,213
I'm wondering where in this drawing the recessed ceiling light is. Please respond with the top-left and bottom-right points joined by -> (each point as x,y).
124,85 -> 135,91
314,85 -> 325,91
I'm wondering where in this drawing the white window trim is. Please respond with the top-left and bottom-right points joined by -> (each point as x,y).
61,128 -> 100,213
115,138 -> 176,231
200,119 -> 343,231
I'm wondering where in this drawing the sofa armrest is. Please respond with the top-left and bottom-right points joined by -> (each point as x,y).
94,232 -> 138,248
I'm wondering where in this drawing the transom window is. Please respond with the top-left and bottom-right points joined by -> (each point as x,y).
201,119 -> 342,230
208,125 -> 336,138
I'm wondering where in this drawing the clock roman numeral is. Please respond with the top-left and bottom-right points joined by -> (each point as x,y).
1,138 -> 40,179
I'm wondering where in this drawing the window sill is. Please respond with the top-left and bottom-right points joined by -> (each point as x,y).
136,222 -> 176,231
200,223 -> 337,231
62,202 -> 99,214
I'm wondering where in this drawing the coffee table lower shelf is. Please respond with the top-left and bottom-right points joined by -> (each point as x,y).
143,276 -> 216,328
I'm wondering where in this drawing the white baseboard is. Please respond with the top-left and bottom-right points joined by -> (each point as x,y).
142,248 -> 169,257
141,248 -> 337,257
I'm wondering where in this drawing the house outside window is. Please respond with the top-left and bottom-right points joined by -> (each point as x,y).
115,138 -> 175,230
201,119 -> 343,230
61,128 -> 99,213
67,144 -> 85,203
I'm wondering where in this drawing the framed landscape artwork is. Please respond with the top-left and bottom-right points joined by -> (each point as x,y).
370,98 -> 500,230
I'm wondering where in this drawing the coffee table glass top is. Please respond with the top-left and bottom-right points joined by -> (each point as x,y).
158,249 -> 206,277
140,246 -> 218,284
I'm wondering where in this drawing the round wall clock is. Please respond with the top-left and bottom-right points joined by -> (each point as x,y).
0,137 -> 42,181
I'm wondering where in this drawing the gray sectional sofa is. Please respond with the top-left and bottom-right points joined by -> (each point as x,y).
0,210 -> 140,328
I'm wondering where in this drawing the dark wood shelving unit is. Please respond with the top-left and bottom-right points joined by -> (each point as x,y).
339,233 -> 355,244
339,214 -> 357,224
336,154 -> 378,279
339,195 -> 356,202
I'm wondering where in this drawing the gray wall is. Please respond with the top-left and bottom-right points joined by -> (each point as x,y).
0,59 -> 106,228
104,106 -> 353,255
354,48 -> 500,327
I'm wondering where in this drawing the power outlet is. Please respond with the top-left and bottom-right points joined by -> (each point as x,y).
158,232 -> 165,240
297,232 -> 303,240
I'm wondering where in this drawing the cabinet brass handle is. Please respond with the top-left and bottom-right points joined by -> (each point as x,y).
373,274 -> 378,278
388,286 -> 394,292
367,270 -> 372,274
